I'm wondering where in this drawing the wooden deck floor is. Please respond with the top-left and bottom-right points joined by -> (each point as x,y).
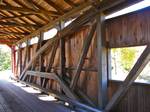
0,79 -> 72,112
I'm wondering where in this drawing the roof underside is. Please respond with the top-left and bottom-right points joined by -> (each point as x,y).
0,0 -> 142,46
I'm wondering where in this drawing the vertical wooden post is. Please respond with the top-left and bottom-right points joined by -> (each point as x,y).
39,32 -> 45,85
18,44 -> 22,75
59,21 -> 66,79
23,40 -> 29,70
26,40 -> 30,63
107,48 -> 111,86
11,46 -> 16,75
15,46 -> 19,77
96,13 -> 108,109
39,32 -> 44,71
24,40 -> 30,81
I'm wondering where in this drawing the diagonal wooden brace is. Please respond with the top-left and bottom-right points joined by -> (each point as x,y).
70,23 -> 96,90
105,44 -> 150,112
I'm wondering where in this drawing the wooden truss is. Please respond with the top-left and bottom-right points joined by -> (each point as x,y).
12,0 -> 150,112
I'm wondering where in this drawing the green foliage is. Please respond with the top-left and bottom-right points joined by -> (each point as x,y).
120,48 -> 136,72
0,47 -> 11,71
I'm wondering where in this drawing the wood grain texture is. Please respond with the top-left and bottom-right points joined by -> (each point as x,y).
0,80 -> 71,112
108,81 -> 150,112
106,8 -> 150,48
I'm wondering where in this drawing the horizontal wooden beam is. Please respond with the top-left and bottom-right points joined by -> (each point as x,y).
16,79 -> 102,112
15,0 -> 126,45
0,36 -> 19,40
0,5 -> 59,16
45,0 -> 65,14
0,14 -> 34,21
0,41 -> 14,45
64,0 -> 78,7
104,0 -> 143,15
0,31 -> 29,35
52,66 -> 97,72
23,71 -> 78,100
15,1 -> 93,44
24,71 -> 56,80
0,39 -> 15,42
0,22 -> 41,28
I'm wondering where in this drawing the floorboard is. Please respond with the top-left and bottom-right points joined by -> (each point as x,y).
0,79 -> 72,112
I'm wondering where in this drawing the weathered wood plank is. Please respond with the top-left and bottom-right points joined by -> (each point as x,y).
0,80 -> 70,112
24,71 -> 78,100
42,40 -> 59,88
70,22 -> 96,90
18,80 -> 102,112
59,21 -> 66,81
96,14 -> 108,109
19,45 -> 22,75
0,22 -> 40,28
106,8 -> 150,48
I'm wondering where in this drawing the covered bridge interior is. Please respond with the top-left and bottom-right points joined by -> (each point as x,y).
0,0 -> 149,112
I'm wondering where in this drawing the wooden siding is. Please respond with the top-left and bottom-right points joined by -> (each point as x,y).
15,25 -> 100,105
109,81 -> 150,112
106,7 -> 150,48
12,8 -> 150,110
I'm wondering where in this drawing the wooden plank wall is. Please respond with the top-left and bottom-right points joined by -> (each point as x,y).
106,7 -> 150,48
109,81 -> 150,112
15,25 -> 99,105
12,8 -> 150,110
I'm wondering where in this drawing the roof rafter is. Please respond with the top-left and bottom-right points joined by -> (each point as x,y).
64,0 -> 78,7
15,0 -> 52,20
0,21 -> 41,28
0,31 -> 30,35
0,36 -> 19,40
0,14 -> 34,21
0,5 -> 60,16
15,1 -> 92,44
0,9 -> 38,31
45,0 -> 65,14
15,0 -> 127,45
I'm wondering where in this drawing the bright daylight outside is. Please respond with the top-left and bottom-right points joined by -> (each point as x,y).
111,46 -> 150,83
106,0 -> 150,83
0,45 -> 12,80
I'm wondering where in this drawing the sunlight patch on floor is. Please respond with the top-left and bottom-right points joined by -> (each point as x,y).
38,94 -> 57,101
22,87 -> 41,94
10,80 -> 57,101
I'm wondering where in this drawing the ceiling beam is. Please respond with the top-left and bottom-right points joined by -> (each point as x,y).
0,36 -> 19,41
0,41 -> 14,45
17,0 -> 52,20
64,0 -> 78,7
15,1 -> 92,44
104,0 -> 143,15
45,0 -> 65,14
0,31 -> 30,35
15,0 -> 127,45
0,5 -> 60,16
0,22 -> 41,28
0,14 -> 34,21
0,7 -> 37,31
